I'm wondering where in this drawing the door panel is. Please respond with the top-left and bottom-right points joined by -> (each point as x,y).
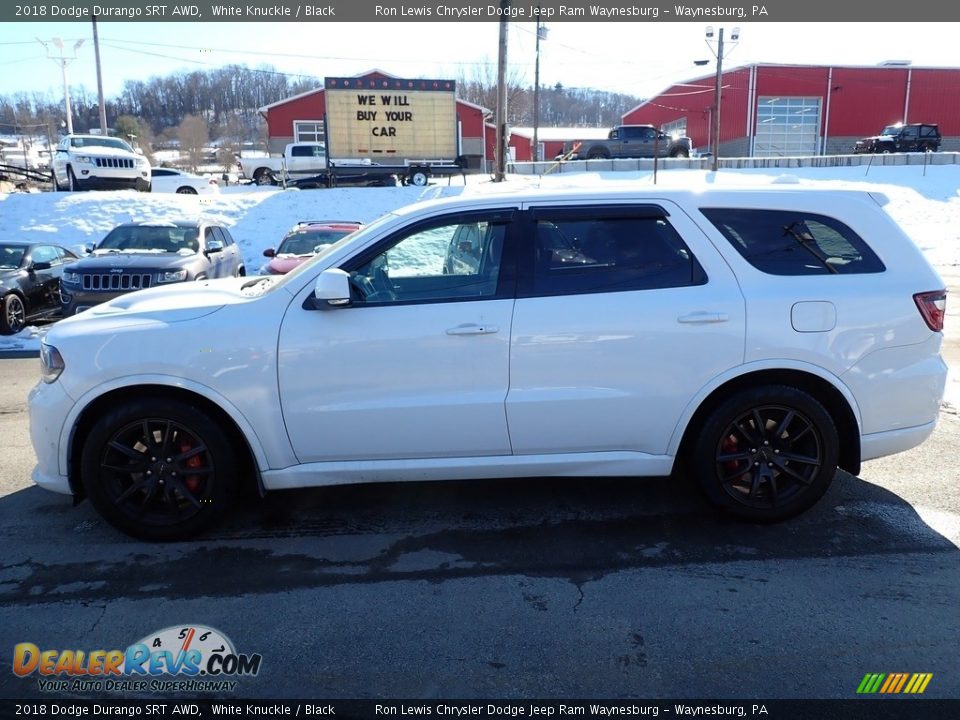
278,210 -> 517,464
506,202 -> 746,456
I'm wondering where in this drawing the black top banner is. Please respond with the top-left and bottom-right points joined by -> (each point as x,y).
3,0 -> 958,23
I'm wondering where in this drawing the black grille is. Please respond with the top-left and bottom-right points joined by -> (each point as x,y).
81,273 -> 152,291
95,157 -> 134,169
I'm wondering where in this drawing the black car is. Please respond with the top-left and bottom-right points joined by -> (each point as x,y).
853,123 -> 941,154
59,220 -> 245,317
0,242 -> 79,334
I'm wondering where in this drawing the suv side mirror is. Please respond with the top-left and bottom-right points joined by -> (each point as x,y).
312,268 -> 351,309
84,242 -> 95,254
263,248 -> 276,258
205,239 -> 224,254
30,261 -> 52,272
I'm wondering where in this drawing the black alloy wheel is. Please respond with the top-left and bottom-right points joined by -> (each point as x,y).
691,386 -> 839,521
81,399 -> 236,540
0,293 -> 26,335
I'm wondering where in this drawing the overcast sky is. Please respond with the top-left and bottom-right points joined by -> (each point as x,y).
1,22 -> 958,104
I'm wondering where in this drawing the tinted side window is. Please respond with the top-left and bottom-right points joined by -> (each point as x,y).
290,146 -> 312,157
529,214 -> 706,296
212,227 -> 233,246
700,208 -> 885,275
31,246 -> 59,264
344,214 -> 512,305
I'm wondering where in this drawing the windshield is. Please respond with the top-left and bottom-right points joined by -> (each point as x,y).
97,226 -> 199,252
0,244 -> 25,269
70,136 -> 135,152
277,229 -> 355,255
880,125 -> 902,136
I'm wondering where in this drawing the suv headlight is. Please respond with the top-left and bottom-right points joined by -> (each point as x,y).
136,156 -> 149,167
62,271 -> 81,285
40,343 -> 65,384
73,154 -> 95,164
157,269 -> 188,283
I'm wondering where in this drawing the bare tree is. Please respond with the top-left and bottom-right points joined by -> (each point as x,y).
178,114 -> 209,171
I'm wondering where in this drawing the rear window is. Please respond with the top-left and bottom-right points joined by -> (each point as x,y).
700,208 -> 885,276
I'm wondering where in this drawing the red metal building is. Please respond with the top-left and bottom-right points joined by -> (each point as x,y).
623,63 -> 960,157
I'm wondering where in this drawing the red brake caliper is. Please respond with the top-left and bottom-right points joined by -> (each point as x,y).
180,440 -> 203,492
721,435 -> 745,480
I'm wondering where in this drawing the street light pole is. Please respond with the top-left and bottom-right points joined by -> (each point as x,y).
37,37 -> 85,135
704,26 -> 739,172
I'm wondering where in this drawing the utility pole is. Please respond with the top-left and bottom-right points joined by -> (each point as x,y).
711,28 -> 724,172
704,26 -> 740,172
37,37 -> 85,135
494,2 -> 509,182
92,16 -> 108,135
532,18 -> 548,163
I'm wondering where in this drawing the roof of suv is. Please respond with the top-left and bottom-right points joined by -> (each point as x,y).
388,186 -> 891,218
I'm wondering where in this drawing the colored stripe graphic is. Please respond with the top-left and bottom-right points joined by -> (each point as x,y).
857,673 -> 932,694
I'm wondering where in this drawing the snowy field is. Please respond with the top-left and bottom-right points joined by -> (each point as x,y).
1,165 -> 959,405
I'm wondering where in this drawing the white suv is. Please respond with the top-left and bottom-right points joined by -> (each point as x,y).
52,134 -> 151,192
29,187 -> 948,540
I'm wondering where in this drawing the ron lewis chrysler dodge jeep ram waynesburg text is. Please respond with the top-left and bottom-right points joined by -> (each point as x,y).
29,187 -> 948,540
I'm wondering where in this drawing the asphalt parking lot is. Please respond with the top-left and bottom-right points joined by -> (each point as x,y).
1,338 -> 959,700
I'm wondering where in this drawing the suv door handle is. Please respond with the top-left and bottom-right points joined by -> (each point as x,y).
677,312 -> 729,324
446,324 -> 499,336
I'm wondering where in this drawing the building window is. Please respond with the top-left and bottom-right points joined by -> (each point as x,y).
294,121 -> 325,143
662,118 -> 688,138
754,97 -> 821,157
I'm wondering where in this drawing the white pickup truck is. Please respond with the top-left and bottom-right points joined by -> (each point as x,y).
238,141 -> 464,187
238,142 -> 360,185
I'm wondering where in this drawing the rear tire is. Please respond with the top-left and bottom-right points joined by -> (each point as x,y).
176,186 -> 198,194
689,385 -> 839,522
586,148 -> 610,160
409,169 -> 429,186
80,398 -> 237,541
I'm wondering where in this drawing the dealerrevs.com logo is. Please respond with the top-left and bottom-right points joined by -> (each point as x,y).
13,625 -> 262,693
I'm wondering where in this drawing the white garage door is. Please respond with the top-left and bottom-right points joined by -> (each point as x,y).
754,96 -> 821,157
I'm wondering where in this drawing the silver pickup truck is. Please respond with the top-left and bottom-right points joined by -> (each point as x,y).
566,125 -> 693,160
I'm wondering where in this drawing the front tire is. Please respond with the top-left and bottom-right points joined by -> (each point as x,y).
67,166 -> 81,191
690,386 -> 839,522
0,293 -> 26,335
176,186 -> 198,195
80,398 -> 237,541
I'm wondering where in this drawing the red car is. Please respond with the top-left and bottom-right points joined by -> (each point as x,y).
261,220 -> 363,275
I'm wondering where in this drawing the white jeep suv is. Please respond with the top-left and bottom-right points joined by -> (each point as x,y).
29,187 -> 948,540
52,134 -> 151,192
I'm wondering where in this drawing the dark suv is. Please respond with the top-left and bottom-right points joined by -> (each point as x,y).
60,220 -> 245,316
853,123 -> 941,154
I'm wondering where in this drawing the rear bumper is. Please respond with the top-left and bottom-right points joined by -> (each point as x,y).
861,420 -> 937,462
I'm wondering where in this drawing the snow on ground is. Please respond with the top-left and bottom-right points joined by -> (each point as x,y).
1,164 -> 959,408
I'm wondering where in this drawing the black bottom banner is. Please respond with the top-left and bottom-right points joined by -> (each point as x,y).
2,700 -> 958,720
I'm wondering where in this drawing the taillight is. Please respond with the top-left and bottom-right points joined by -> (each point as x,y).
914,290 -> 947,332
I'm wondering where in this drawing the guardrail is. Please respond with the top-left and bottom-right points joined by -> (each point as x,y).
509,151 -> 960,176
0,163 -> 53,185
